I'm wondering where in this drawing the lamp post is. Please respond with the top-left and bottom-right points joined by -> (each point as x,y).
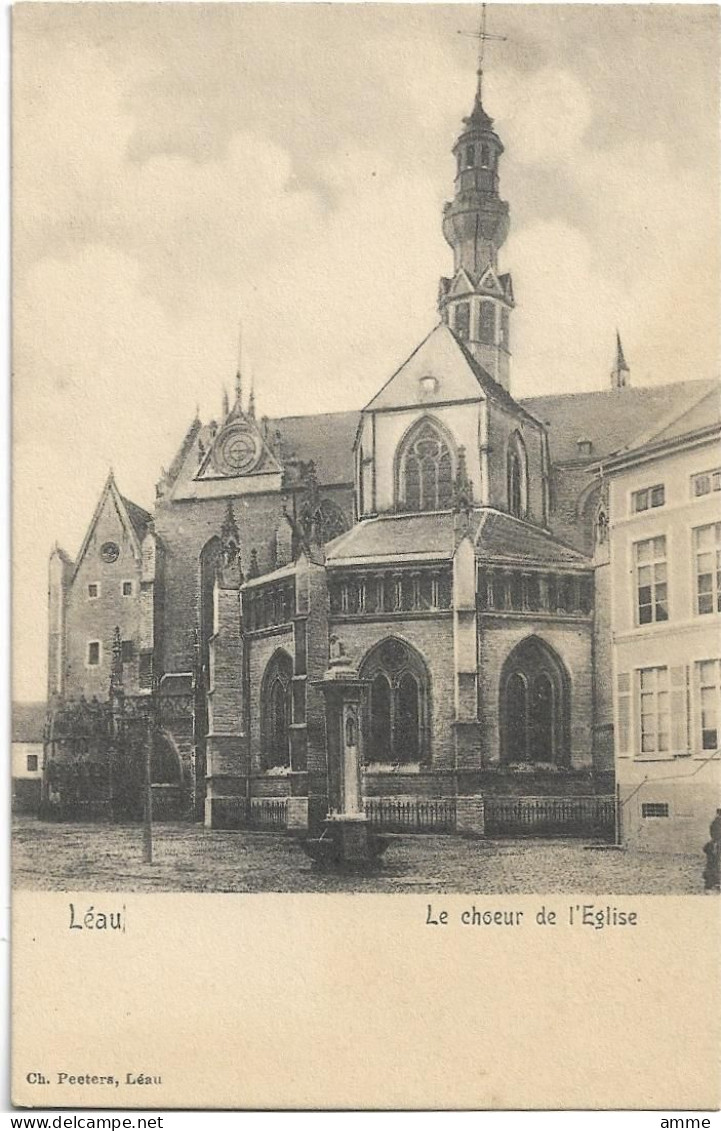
141,680 -> 157,865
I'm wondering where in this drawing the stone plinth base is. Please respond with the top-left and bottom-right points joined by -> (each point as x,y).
286,796 -> 309,832
456,795 -> 485,836
204,795 -> 246,830
302,816 -> 389,870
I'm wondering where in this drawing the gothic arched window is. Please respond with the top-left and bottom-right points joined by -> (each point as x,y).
500,637 -> 570,766
360,638 -> 430,765
397,419 -> 454,513
261,650 -> 293,769
507,432 -> 528,519
199,537 -> 223,670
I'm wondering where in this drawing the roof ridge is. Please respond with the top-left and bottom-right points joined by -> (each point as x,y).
520,376 -> 716,405
616,385 -> 720,454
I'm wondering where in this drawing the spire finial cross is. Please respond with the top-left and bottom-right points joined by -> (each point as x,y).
458,3 -> 506,105
235,320 -> 243,404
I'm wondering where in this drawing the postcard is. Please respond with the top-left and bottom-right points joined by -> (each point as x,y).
11,2 -> 721,1111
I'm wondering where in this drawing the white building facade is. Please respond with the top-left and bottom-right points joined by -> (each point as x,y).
605,389 -> 721,852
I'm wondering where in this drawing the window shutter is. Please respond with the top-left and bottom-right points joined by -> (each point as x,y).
670,665 -> 690,756
617,672 -> 631,756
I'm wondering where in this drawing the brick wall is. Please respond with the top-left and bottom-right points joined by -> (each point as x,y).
63,501 -> 143,700
246,626 -> 294,769
328,615 -> 457,770
154,484 -> 354,678
478,617 -> 593,767
486,401 -> 546,525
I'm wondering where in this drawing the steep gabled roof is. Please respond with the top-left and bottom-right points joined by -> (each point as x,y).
363,324 -> 487,412
120,495 -> 152,542
165,416 -> 202,487
521,379 -> 717,465
72,471 -> 148,578
618,386 -> 720,455
454,335 -> 544,427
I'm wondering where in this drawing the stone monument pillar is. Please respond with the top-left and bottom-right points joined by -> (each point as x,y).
306,636 -> 386,867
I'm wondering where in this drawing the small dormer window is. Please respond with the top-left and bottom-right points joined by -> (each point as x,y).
576,438 -> 593,457
419,376 -> 439,400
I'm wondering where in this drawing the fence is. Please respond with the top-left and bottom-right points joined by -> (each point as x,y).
484,795 -> 615,838
249,797 -> 289,830
365,797 -> 457,833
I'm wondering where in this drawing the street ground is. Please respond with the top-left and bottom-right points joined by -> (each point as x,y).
12,814 -> 705,894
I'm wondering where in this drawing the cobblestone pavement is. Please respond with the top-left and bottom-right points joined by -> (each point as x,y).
12,815 -> 706,894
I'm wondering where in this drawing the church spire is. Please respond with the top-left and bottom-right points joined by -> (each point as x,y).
440,4 -> 513,391
611,331 -> 630,389
248,365 -> 256,419
234,321 -> 243,407
461,3 -> 507,121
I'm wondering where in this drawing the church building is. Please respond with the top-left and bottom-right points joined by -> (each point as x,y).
44,42 -> 715,839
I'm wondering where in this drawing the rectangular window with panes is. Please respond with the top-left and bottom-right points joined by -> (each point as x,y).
632,484 -> 665,513
638,666 -> 670,756
641,802 -> 669,818
87,583 -> 100,599
692,468 -> 721,498
694,523 -> 721,615
87,641 -> 100,666
695,659 -> 720,752
634,535 -> 668,624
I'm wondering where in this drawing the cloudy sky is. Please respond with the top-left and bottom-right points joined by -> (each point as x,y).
12,2 -> 719,701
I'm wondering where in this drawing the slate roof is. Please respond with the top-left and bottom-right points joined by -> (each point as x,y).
165,416 -> 202,486
267,410 -> 360,485
12,701 -> 47,743
455,336 -> 543,427
326,508 -> 590,568
165,363 -> 715,491
120,495 -> 153,542
326,513 -> 459,564
619,387 -> 720,455
522,379 -> 717,465
476,510 -> 590,567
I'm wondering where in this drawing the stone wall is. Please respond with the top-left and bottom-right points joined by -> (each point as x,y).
477,616 -> 593,767
328,614 -> 457,770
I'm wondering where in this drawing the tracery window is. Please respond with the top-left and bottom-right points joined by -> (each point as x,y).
261,650 -> 293,769
398,420 -> 454,513
501,637 -> 570,765
507,432 -> 528,519
360,638 -> 430,764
